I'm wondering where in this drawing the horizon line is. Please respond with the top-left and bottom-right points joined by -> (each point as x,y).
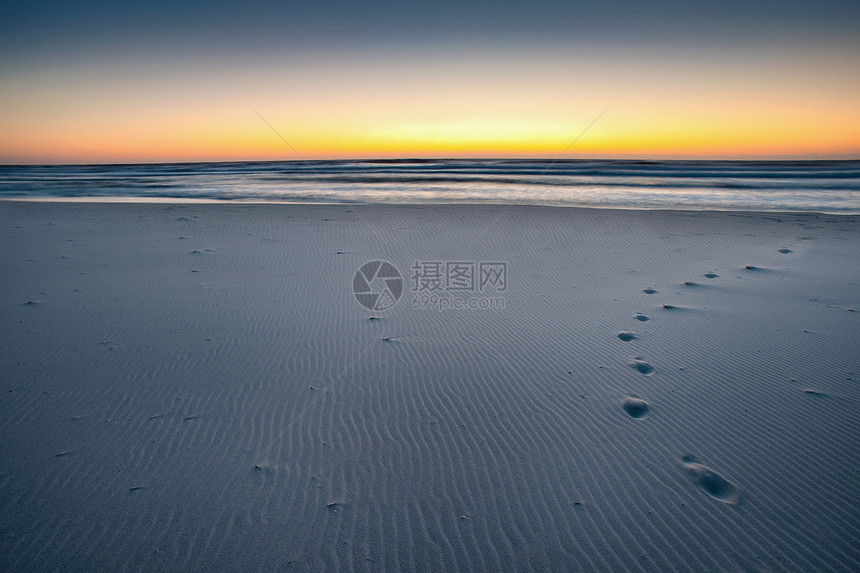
3,154 -> 860,167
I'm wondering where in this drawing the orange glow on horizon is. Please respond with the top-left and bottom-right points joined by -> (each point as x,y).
4,115 -> 856,164
3,109 -> 858,164
4,108 -> 858,164
2,48 -> 859,163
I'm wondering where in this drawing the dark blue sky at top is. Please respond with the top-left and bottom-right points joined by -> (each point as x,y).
1,0 -> 859,70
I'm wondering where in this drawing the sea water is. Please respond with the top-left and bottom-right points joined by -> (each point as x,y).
1,159 -> 858,213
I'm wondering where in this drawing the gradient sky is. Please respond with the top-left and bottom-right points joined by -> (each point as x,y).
1,0 -> 859,163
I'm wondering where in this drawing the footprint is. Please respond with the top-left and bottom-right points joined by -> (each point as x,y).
703,273 -> 718,279
622,396 -> 650,419
802,388 -> 827,397
252,463 -> 276,475
778,248 -> 793,254
629,359 -> 655,375
634,313 -> 650,322
642,288 -> 658,294
681,455 -> 739,505
617,332 -> 637,342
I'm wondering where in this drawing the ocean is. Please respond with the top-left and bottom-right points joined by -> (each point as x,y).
1,159 -> 858,213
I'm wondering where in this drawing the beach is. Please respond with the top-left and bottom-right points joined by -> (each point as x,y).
1,200 -> 858,571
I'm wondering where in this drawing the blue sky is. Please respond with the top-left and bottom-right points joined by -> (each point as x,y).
4,0 -> 858,69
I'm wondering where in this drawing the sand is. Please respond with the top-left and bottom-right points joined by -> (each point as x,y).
1,201 -> 858,572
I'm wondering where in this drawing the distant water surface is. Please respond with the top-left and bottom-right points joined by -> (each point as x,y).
1,159 -> 858,213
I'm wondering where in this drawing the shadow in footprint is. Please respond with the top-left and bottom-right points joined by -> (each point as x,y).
681,455 -> 739,505
634,313 -> 650,322
703,273 -> 719,279
660,304 -> 693,313
642,288 -> 658,294
617,332 -> 637,342
629,359 -> 655,376
622,396 -> 650,419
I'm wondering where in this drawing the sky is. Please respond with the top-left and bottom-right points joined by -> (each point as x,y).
1,0 -> 859,163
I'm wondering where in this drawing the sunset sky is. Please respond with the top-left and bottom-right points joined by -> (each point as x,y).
1,0 -> 859,164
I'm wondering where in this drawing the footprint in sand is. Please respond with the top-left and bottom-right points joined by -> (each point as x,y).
617,332 -> 637,342
681,455 -> 739,505
622,396 -> 650,419
778,248 -> 793,254
629,359 -> 655,375
642,288 -> 658,294
634,313 -> 650,322
703,272 -> 719,279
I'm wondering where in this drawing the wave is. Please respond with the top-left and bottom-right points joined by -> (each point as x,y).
1,159 -> 858,213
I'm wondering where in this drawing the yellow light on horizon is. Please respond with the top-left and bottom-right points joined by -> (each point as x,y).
1,46 -> 859,163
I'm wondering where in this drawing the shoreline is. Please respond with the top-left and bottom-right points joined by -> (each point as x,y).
2,197 -> 858,217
